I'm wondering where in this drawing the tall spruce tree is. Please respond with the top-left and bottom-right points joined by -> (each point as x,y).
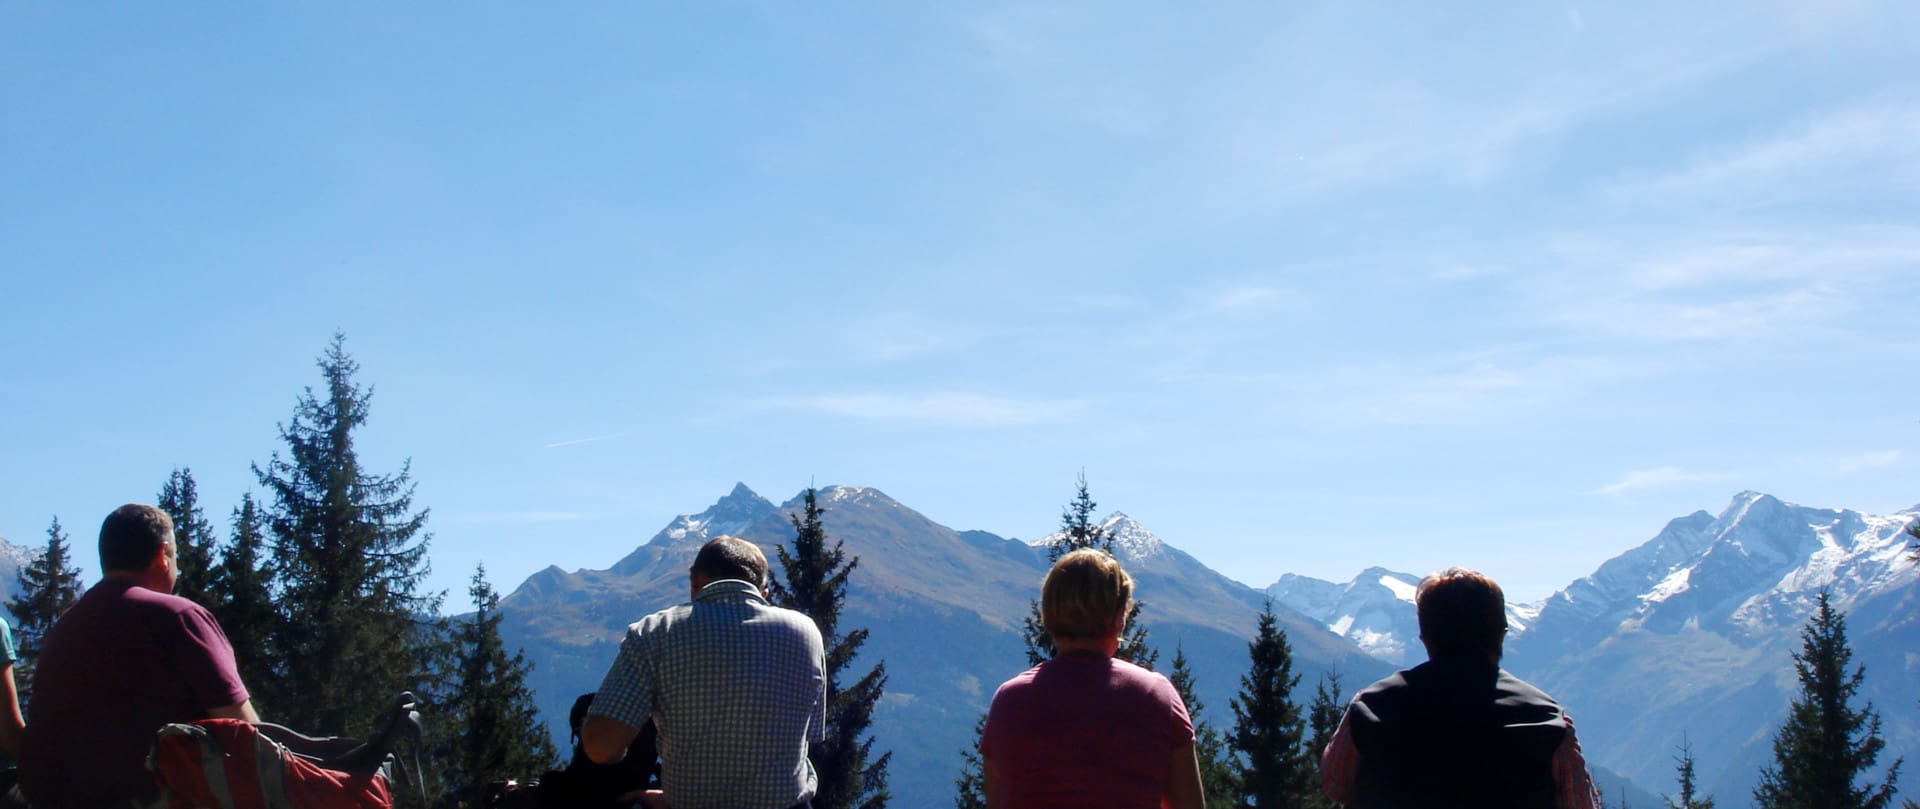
255,334 -> 439,735
439,565 -> 557,807
1228,599 -> 1313,809
7,517 -> 85,704
768,488 -> 892,809
1020,472 -> 1155,669
157,467 -> 219,605
953,714 -> 989,809
1752,591 -> 1901,809
1303,671 -> 1345,809
1665,736 -> 1715,809
1171,643 -> 1240,803
207,493 -> 277,705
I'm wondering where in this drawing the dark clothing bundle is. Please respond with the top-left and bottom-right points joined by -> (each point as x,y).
1345,656 -> 1568,809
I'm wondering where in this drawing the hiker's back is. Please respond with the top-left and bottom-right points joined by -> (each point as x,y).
1346,659 -> 1565,809
21,580 -> 249,809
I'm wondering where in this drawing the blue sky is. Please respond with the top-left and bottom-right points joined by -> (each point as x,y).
3,2 -> 1917,606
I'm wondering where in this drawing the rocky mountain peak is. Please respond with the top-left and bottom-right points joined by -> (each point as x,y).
1028,512 -> 1166,562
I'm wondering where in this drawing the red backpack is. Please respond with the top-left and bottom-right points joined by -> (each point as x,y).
148,719 -> 392,809
148,693 -> 422,809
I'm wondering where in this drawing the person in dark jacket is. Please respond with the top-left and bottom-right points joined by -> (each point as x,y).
1319,567 -> 1598,809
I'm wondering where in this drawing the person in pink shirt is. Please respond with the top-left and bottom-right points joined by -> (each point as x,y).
980,549 -> 1206,809
20,504 -> 259,809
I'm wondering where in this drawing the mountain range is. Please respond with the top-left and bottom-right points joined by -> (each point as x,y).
495,484 -> 1920,807
498,483 -> 1388,805
1268,491 -> 1920,808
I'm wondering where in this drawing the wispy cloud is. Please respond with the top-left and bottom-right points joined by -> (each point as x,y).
440,511 -> 591,525
1206,285 -> 1293,314
1160,350 -> 1664,428
1802,449 -> 1903,475
1593,467 -> 1735,496
1610,96 -> 1920,207
1518,227 -> 1920,343
761,393 -> 1083,427
844,313 -> 983,362
544,433 -> 626,449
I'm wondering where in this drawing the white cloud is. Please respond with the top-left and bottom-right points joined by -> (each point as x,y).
1806,449 -> 1903,475
844,312 -> 982,362
441,511 -> 590,525
762,392 -> 1084,427
1593,467 -> 1734,496
1519,227 -> 1920,343
544,433 -> 626,449
1207,285 -> 1290,313
1612,96 -> 1920,206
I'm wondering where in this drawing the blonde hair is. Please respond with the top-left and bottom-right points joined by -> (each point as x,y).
1041,548 -> 1133,642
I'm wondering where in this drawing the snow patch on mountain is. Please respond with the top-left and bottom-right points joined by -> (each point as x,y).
1268,567 -> 1426,665
1030,512 -> 1166,562
1378,574 -> 1416,602
662,482 -> 776,543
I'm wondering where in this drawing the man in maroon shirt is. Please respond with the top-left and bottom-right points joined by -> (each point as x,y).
19,504 -> 259,809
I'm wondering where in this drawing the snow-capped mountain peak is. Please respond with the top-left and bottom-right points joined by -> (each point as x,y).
1268,566 -> 1425,665
662,482 -> 777,544
1030,512 -> 1167,562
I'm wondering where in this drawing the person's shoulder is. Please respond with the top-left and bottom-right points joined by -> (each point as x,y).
121,582 -> 216,618
989,664 -> 1044,700
764,603 -> 824,635
631,601 -> 694,634
1354,666 -> 1416,700
1111,657 -> 1175,687
1494,668 -> 1562,704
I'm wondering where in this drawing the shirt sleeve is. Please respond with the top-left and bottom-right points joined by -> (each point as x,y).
1320,704 -> 1360,806
808,625 -> 827,745
1554,714 -> 1600,809
588,623 -> 657,730
1162,675 -> 1196,747
169,605 -> 249,710
0,618 -> 15,666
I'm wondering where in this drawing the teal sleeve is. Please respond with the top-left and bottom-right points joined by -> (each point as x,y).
0,617 -> 15,665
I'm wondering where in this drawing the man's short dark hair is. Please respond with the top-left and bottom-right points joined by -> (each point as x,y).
691,536 -> 767,588
100,503 -> 173,574
1416,567 -> 1508,661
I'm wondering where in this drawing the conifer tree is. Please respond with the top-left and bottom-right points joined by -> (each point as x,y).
1665,736 -> 1715,809
255,334 -> 439,736
157,467 -> 219,606
1303,671 -> 1345,809
768,487 -> 892,809
1171,643 -> 1240,803
953,714 -> 989,809
1020,473 -> 1155,669
1228,599 -> 1312,809
439,565 -> 557,807
1752,591 -> 1901,809
7,518 -> 85,704
208,493 -> 277,703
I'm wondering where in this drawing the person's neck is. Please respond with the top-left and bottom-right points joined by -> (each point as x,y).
1053,636 -> 1119,657
104,569 -> 169,594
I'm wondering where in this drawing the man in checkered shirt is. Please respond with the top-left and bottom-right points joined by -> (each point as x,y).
583,536 -> 827,809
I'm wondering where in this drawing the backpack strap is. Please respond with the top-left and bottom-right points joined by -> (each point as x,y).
151,723 -> 239,809
248,729 -> 297,809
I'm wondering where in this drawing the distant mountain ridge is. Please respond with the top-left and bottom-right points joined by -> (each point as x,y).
0,534 -> 34,620
1269,492 -> 1920,808
497,484 -> 1386,807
